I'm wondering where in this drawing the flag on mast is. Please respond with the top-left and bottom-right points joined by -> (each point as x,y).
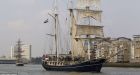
44,19 -> 48,23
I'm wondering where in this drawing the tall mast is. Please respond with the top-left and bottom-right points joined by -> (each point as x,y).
51,0 -> 59,62
16,39 -> 23,63
44,0 -> 59,62
55,14 -> 59,61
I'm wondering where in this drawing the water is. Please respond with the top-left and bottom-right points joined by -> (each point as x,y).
0,64 -> 140,75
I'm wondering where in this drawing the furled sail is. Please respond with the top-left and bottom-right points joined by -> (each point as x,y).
76,25 -> 104,37
77,9 -> 102,22
77,0 -> 101,9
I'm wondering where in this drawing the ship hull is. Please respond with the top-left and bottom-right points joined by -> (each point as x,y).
42,59 -> 105,72
16,63 -> 24,66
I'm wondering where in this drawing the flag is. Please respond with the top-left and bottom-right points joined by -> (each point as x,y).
44,19 -> 48,23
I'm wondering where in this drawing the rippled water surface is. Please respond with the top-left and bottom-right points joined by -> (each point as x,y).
0,64 -> 140,75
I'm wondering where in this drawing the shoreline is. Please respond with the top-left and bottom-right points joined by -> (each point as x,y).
1,63 -> 140,68
103,63 -> 140,68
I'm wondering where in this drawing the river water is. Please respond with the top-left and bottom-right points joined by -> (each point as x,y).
0,64 -> 140,75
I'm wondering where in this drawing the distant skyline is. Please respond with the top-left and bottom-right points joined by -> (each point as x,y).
0,0 -> 140,57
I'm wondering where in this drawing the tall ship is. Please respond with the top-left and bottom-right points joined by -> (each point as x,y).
15,39 -> 24,66
42,0 -> 106,72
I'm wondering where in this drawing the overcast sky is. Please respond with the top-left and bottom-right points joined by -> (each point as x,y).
0,0 -> 140,57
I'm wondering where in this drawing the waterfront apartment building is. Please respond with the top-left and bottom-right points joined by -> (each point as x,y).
96,37 -> 131,63
131,35 -> 140,63
108,38 -> 118,62
113,37 -> 131,63
21,45 -> 32,62
92,35 -> 140,63
96,39 -> 111,59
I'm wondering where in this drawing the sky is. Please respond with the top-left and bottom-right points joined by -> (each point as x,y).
0,0 -> 140,57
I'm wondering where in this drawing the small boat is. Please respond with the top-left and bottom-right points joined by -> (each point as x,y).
16,63 -> 24,66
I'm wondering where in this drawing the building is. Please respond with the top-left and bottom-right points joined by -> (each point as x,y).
96,38 -> 111,59
10,46 -> 15,59
131,35 -> 140,63
95,35 -> 140,63
22,44 -> 32,63
108,37 -> 131,63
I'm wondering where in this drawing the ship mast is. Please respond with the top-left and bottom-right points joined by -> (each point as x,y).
70,0 -> 104,60
16,39 -> 23,63
48,0 -> 59,63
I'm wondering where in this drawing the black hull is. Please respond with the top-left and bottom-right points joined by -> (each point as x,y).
42,59 -> 105,72
16,63 -> 24,66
